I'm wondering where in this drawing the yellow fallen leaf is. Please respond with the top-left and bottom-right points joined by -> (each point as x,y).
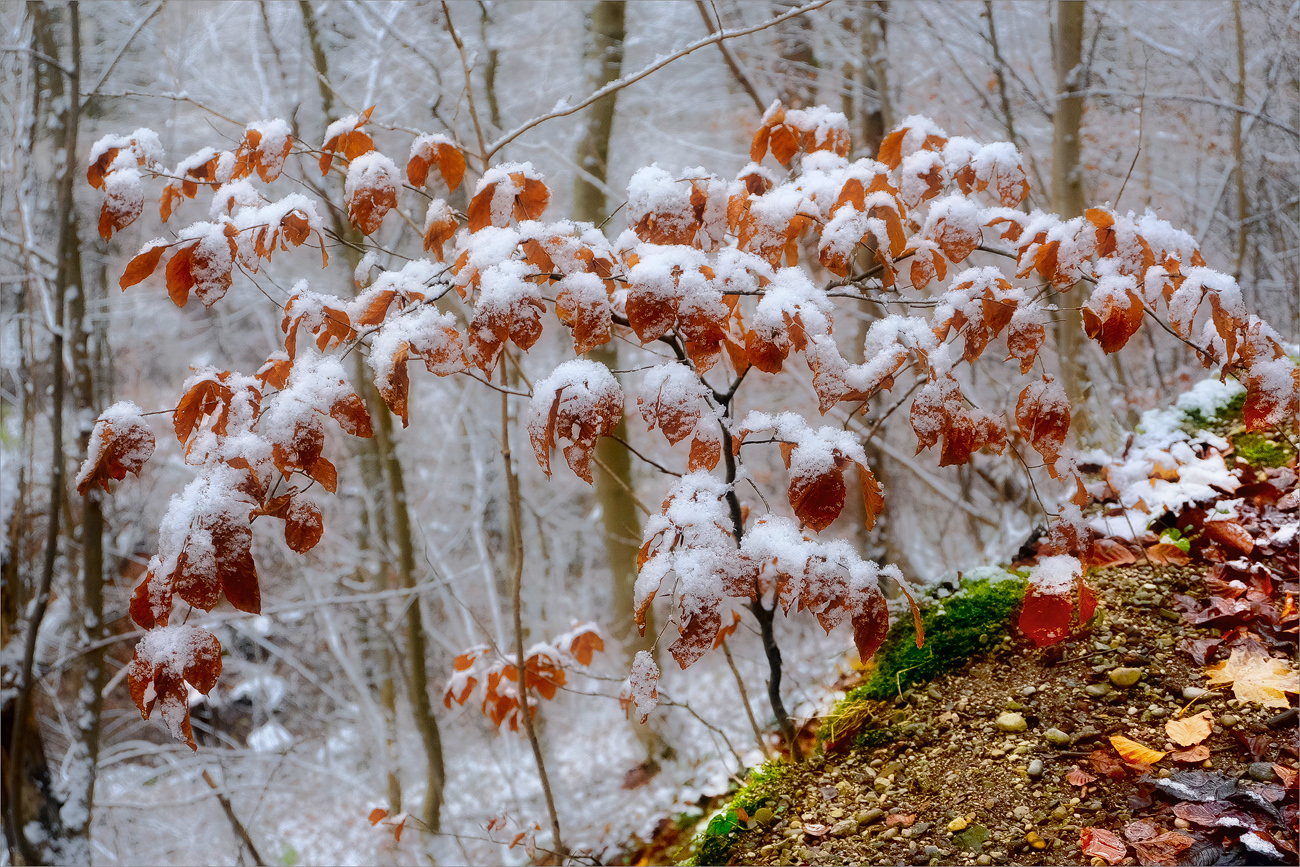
1165,710 -> 1213,747
1204,648 -> 1300,709
1110,734 -> 1166,765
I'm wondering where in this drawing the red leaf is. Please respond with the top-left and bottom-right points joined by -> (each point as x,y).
120,243 -> 167,289
75,405 -> 156,495
1081,827 -> 1128,865
127,625 -> 223,749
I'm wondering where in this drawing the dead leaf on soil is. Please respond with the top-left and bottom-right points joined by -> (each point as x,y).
1165,710 -> 1213,747
1067,766 -> 1098,787
1170,745 -> 1211,763
1203,647 -> 1299,708
1133,831 -> 1194,866
885,813 -> 916,828
1110,734 -> 1167,766
1081,827 -> 1127,865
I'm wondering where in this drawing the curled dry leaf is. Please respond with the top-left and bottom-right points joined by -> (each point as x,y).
1165,710 -> 1213,747
526,360 -> 624,484
75,402 -> 156,495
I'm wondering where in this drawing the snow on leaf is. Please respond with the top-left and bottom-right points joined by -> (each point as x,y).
627,650 -> 659,723
75,402 -> 156,495
527,360 -> 624,483
1016,376 -> 1070,472
1203,648 -> 1299,708
127,625 -> 222,749
639,364 -> 709,446
345,151 -> 399,235
1164,710 -> 1213,747
1019,555 -> 1088,647
407,134 -> 466,193
319,106 -> 375,175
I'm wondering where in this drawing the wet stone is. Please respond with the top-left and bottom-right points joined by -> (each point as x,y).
1109,667 -> 1143,688
1220,714 -> 1239,727
1182,686 -> 1209,700
1085,684 -> 1112,699
1027,759 -> 1044,780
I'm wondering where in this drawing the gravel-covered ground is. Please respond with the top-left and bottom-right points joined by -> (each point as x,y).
688,558 -> 1297,866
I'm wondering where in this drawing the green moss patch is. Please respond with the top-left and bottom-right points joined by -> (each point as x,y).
1231,430 -> 1296,468
818,572 -> 1027,749
682,761 -> 788,866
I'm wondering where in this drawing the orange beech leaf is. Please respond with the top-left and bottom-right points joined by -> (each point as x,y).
1082,279 -> 1146,354
1145,542 -> 1190,565
284,499 -> 324,553
554,272 -> 613,355
1201,520 -> 1254,556
120,243 -> 168,290
75,403 -> 156,495
1169,745 -> 1210,763
407,135 -> 466,192
345,152 -> 399,235
1005,312 -> 1046,373
467,167 -> 550,231
173,375 -> 234,443
687,425 -> 722,473
127,625 -> 222,749
319,106 -> 375,175
368,808 -> 388,826
565,628 -> 604,667
421,200 -> 459,262
527,360 -> 624,484
1109,734 -> 1167,765
638,364 -> 706,446
1016,376 -> 1070,472
1165,710 -> 1213,747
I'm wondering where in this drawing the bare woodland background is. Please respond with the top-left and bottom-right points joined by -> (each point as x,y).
1,1 -> 1296,864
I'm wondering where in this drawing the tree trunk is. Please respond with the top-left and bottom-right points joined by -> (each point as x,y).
62,2 -> 109,857
1051,0 -> 1093,440
5,4 -> 79,862
860,1 -> 891,158
299,0 -> 444,830
1232,1 -> 1248,280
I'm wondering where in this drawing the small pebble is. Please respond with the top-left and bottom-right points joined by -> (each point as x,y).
1044,727 -> 1071,746
977,857 -> 992,866
857,808 -> 884,826
1109,667 -> 1143,688
1027,759 -> 1044,780
1248,762 -> 1278,783
1026,830 -> 1047,850
947,816 -> 968,833
1084,684 -> 1112,699
1173,818 -> 1190,830
1182,686 -> 1209,700
1021,685 -> 1037,697
996,712 -> 1028,733
1013,805 -> 1031,819
1220,713 -> 1239,727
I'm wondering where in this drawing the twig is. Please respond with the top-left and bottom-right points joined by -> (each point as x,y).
441,1 -> 489,168
721,638 -> 771,760
202,770 -> 266,865
484,0 -> 832,159
695,0 -> 766,114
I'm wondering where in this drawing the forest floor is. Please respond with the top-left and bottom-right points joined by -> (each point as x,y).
616,390 -> 1298,867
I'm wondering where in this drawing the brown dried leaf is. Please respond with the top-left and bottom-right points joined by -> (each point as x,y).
1164,710 -> 1213,747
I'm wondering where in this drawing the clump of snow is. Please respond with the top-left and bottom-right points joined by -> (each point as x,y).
1030,555 -> 1081,596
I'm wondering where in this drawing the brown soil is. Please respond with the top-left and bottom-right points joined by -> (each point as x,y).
708,560 -> 1298,866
